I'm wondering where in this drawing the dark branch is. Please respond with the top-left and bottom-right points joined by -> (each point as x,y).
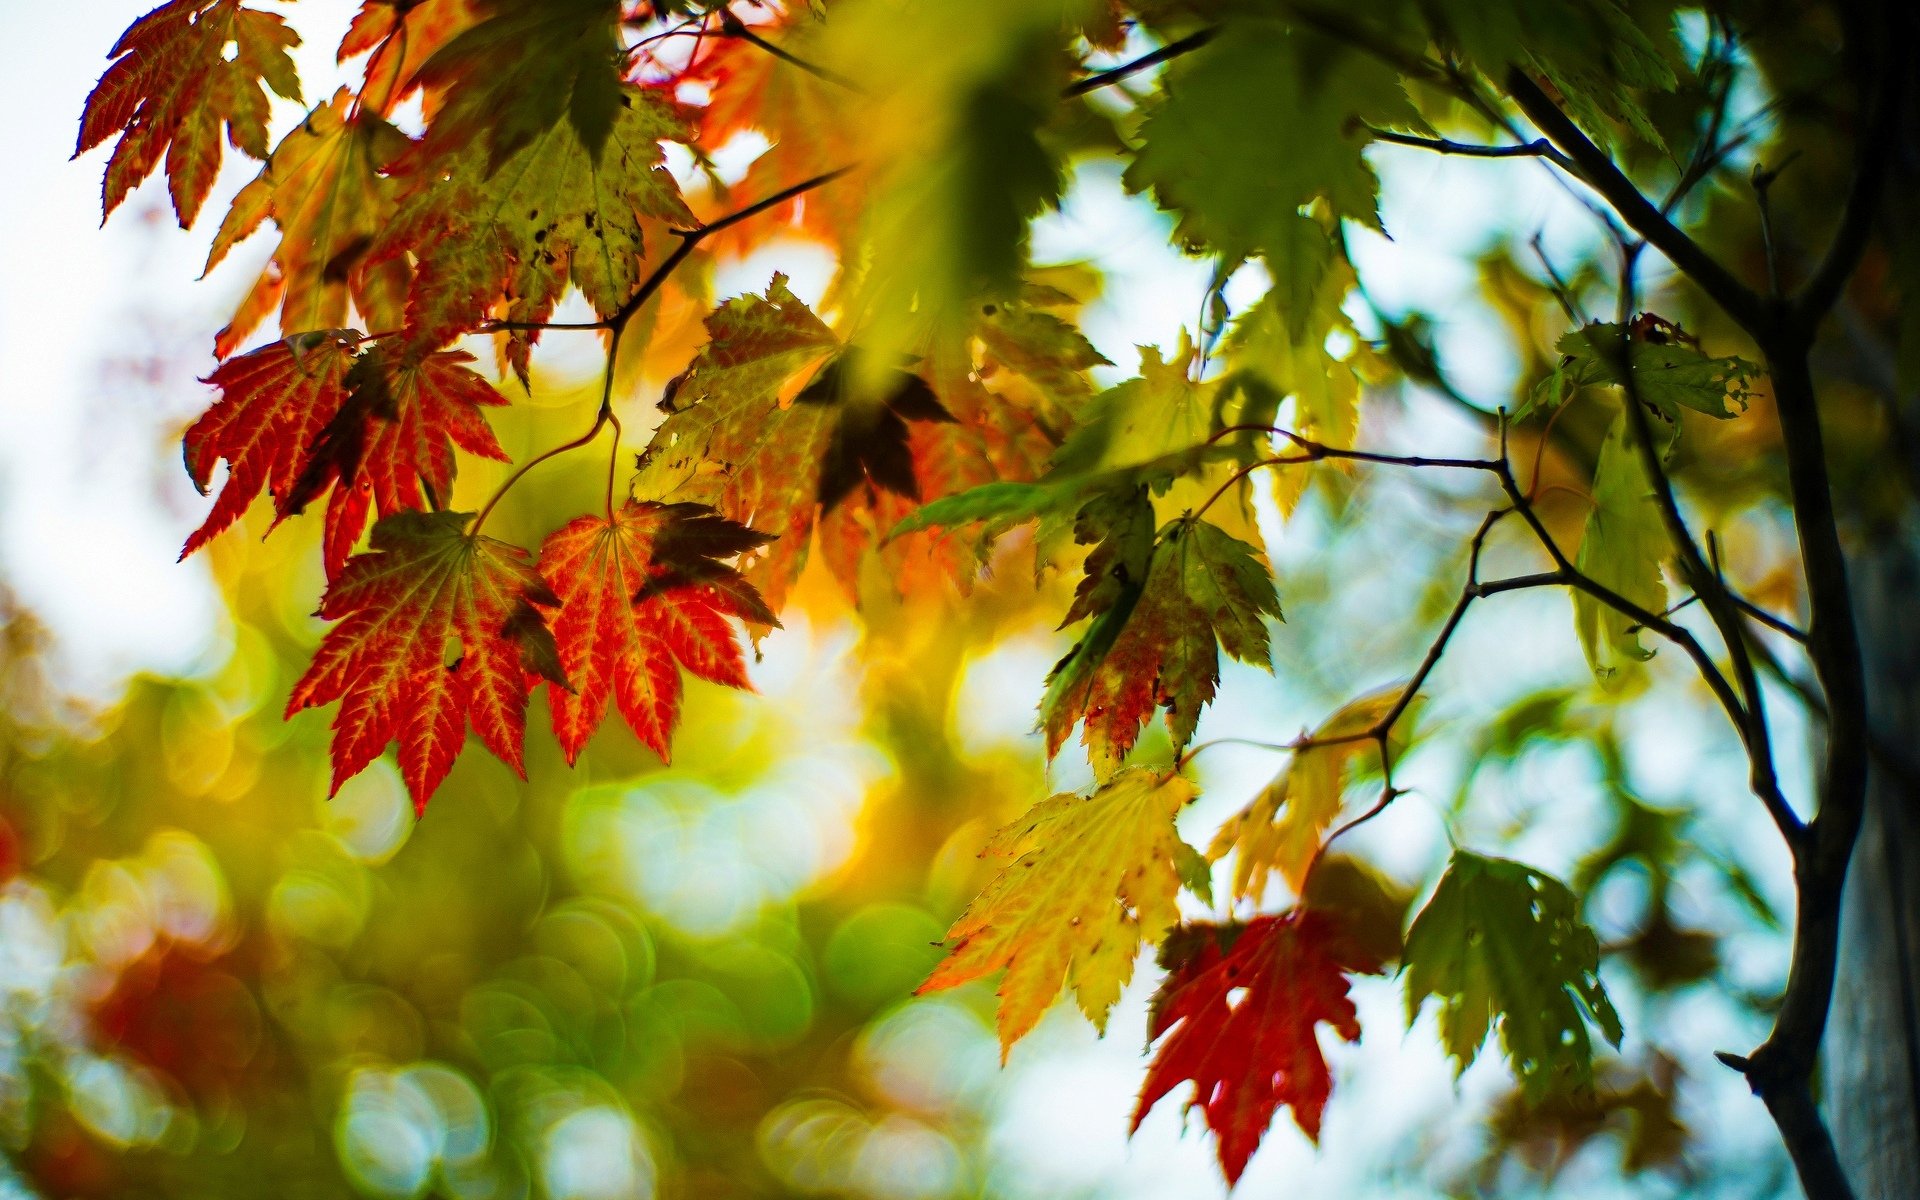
1369,128 -> 1577,172
1506,70 -> 1770,335
1063,28 -> 1218,97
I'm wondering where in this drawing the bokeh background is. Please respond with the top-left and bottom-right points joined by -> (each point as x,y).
0,4 -> 1821,1196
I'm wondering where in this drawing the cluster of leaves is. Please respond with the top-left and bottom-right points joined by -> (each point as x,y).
80,0 -> 1774,1185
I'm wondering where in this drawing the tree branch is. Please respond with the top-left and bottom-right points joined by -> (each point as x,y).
1368,128 -> 1578,172
1506,70 -> 1770,336
1063,27 -> 1219,97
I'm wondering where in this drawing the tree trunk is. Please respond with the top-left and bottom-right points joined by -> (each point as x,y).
1827,520 -> 1920,1196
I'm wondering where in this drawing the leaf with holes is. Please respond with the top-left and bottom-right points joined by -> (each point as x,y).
1135,910 -> 1383,1183
1533,321 -> 1760,421
1403,851 -> 1623,1099
538,501 -> 778,764
287,510 -> 565,812
372,83 -> 696,370
917,767 -> 1204,1055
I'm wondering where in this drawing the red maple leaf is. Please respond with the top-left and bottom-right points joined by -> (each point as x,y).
181,330 -> 361,560
285,344 -> 511,575
78,0 -> 303,226
538,501 -> 777,764
181,335 -> 511,574
1134,911 -> 1383,1184
287,510 -> 565,812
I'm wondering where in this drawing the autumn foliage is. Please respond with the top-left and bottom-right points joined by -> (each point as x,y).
78,0 -> 1834,1188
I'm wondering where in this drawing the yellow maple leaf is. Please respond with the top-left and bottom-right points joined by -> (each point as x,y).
918,767 -> 1203,1056
1209,688 -> 1405,903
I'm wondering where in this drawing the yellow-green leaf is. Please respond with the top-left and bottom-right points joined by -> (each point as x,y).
917,768 -> 1203,1055
1209,688 -> 1401,903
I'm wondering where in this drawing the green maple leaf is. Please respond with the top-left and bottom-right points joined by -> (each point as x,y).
1448,1 -> 1683,150
414,0 -> 627,169
1403,851 -> 1623,1100
1574,413 -> 1670,688
1124,19 -> 1425,261
1535,322 -> 1761,421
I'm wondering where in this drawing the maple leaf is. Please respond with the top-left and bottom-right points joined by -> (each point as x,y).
635,277 -> 961,612
1209,688 -> 1403,903
373,84 -> 697,368
538,501 -> 778,765
1403,852 -> 1623,1100
691,15 -> 862,254
1134,911 -> 1383,1184
1532,320 -> 1761,421
917,767 -> 1207,1055
1574,414 -> 1669,688
284,344 -> 512,576
338,0 -> 480,115
1042,517 -> 1282,778
1053,337 -> 1276,548
287,510 -> 566,812
814,295 -> 1105,597
1123,19 -> 1424,259
204,90 -> 413,359
415,0 -> 627,170
181,330 -> 363,560
78,0 -> 302,226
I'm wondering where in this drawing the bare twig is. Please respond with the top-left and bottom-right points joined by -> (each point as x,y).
1064,27 -> 1219,97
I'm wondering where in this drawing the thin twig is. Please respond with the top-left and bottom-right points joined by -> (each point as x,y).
1508,70 -> 1768,335
716,9 -> 864,93
1369,129 -> 1578,172
1063,28 -> 1219,97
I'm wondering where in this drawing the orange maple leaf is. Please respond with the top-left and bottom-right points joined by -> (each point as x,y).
78,0 -> 302,227
338,0 -> 480,115
203,90 -> 413,359
181,331 -> 361,560
538,501 -> 778,764
1135,912 -> 1382,1183
288,511 -> 565,812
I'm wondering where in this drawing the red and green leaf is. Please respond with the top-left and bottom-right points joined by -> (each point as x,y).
1043,516 -> 1282,777
538,501 -> 778,764
287,510 -> 565,812
372,83 -> 697,370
